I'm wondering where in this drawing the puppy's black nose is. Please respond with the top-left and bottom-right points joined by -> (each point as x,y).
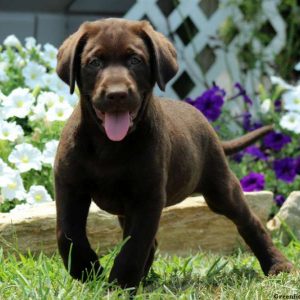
106,90 -> 128,101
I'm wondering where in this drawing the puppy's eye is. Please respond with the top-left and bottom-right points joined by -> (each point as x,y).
89,58 -> 103,68
128,55 -> 142,66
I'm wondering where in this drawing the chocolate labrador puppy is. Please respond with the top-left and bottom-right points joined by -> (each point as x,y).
54,18 -> 292,289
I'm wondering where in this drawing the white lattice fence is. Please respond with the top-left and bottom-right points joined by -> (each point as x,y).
125,0 -> 286,100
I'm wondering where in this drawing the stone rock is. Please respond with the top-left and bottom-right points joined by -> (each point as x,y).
267,191 -> 300,245
158,191 -> 273,255
0,202 -> 122,255
0,191 -> 273,255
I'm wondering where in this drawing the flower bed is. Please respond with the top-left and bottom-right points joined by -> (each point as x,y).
0,35 -> 78,212
0,35 -> 299,213
185,73 -> 300,210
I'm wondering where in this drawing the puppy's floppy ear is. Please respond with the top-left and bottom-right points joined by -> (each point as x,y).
142,22 -> 178,91
56,24 -> 88,94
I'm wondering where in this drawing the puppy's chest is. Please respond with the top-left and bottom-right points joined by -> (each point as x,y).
89,164 -> 132,215
86,148 -> 156,215
92,193 -> 124,215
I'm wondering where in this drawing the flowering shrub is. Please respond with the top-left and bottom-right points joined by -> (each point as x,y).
0,35 -> 79,212
187,70 -> 300,208
186,86 -> 225,122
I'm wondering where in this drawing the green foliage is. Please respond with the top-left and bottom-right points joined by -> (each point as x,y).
1,47 -> 25,94
218,17 -> 239,46
0,239 -> 299,299
0,199 -> 25,213
220,0 -> 300,81
276,0 -> 300,80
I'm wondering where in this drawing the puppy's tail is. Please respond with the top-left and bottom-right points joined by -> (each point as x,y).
222,125 -> 273,155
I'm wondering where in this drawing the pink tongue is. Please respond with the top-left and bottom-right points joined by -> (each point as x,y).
104,111 -> 130,141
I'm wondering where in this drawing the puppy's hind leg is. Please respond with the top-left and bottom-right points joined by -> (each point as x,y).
200,150 -> 293,276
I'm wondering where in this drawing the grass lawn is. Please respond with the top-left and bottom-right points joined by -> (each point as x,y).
0,238 -> 299,299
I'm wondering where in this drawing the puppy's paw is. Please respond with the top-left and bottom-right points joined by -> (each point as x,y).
70,260 -> 103,282
142,269 -> 161,286
268,261 -> 293,276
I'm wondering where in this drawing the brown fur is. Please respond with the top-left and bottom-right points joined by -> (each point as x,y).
54,18 -> 292,289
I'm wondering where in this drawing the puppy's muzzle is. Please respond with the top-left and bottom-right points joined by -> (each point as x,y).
106,89 -> 128,104
103,86 -> 130,112
92,85 -> 140,142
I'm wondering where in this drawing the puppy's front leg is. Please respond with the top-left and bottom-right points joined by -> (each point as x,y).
109,206 -> 162,289
55,179 -> 102,281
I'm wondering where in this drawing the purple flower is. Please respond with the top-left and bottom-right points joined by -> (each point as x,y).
234,83 -> 253,105
245,146 -> 268,161
242,112 -> 262,132
189,86 -> 225,122
263,131 -> 291,151
232,151 -> 244,163
295,157 -> 300,175
274,99 -> 282,112
242,112 -> 252,131
185,97 -> 194,105
273,158 -> 297,183
240,172 -> 265,192
252,122 -> 262,130
274,195 -> 285,206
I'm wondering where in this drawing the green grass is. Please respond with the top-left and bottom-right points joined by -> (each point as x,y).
0,239 -> 299,299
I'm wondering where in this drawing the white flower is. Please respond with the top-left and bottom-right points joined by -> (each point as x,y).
270,76 -> 293,90
280,112 -> 300,134
8,143 -> 42,173
0,61 -> 9,82
0,158 -> 15,187
60,93 -> 79,107
29,103 -> 46,121
42,73 -> 69,94
42,73 -> 57,89
46,102 -> 73,122
3,35 -> 21,48
42,140 -> 59,166
10,203 -> 32,213
15,53 -> 27,68
282,86 -> 300,112
260,98 -> 271,114
1,171 -> 26,200
37,91 -> 60,109
0,120 -> 24,142
0,89 -> 6,103
22,61 -> 46,89
26,185 -> 52,205
25,37 -> 36,49
0,111 -> 5,121
0,51 -> 8,61
295,62 -> 300,71
3,88 -> 35,118
42,43 -> 58,69
25,37 -> 41,51
54,77 -> 70,94
0,91 -> 7,120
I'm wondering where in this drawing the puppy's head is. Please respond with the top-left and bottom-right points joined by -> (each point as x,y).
56,18 -> 178,141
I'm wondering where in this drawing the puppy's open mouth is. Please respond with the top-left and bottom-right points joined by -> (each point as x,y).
93,107 -> 137,142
